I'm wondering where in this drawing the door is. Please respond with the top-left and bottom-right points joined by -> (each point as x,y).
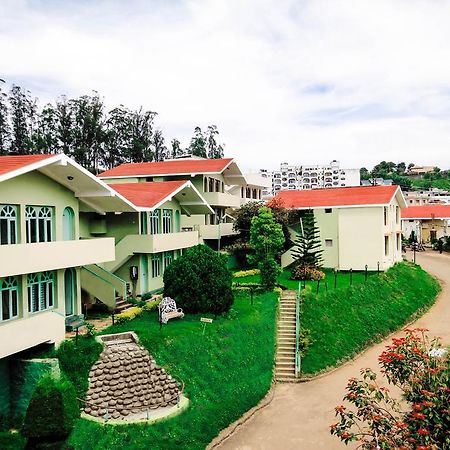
63,207 -> 75,241
65,268 -> 75,316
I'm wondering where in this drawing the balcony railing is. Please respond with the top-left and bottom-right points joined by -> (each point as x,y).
200,223 -> 237,239
0,238 -> 116,278
202,192 -> 241,208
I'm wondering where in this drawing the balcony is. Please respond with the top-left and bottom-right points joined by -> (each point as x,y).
202,192 -> 240,208
0,238 -> 115,278
103,231 -> 199,272
200,223 -> 237,240
0,311 -> 65,359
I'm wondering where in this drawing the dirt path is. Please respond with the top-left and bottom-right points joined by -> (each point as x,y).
215,251 -> 450,450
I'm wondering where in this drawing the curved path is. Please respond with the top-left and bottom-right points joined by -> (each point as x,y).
215,251 -> 450,450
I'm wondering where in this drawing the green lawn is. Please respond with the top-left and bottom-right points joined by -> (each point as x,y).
300,262 -> 440,374
59,291 -> 277,450
234,268 -> 375,293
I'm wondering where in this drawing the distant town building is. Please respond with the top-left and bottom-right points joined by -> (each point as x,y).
403,189 -> 450,206
361,178 -> 393,187
406,166 -> 435,176
259,160 -> 360,197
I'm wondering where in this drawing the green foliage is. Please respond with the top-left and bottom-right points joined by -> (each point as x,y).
292,265 -> 325,281
62,292 -> 277,450
163,244 -> 234,314
232,201 -> 265,239
0,431 -> 26,450
298,328 -> 312,357
301,263 -> 440,374
55,339 -> 102,399
291,209 -> 323,269
259,258 -> 281,291
22,376 -> 79,440
84,322 -> 96,338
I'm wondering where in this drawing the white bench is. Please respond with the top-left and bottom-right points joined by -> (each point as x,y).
158,297 -> 184,324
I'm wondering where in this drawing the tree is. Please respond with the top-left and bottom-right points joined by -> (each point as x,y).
233,200 -> 265,240
129,107 -> 157,163
396,162 -> 406,174
360,167 -> 370,180
163,244 -> 233,314
9,84 -> 35,154
407,163 -> 415,171
104,105 -> 132,169
205,124 -> 224,159
170,138 -> 182,159
331,329 -> 449,449
291,209 -> 323,269
152,128 -> 167,161
32,104 -> 58,154
0,79 -> 9,154
189,126 -> 206,158
56,95 -> 74,155
249,207 -> 285,290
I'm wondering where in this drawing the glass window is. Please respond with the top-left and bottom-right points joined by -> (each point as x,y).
162,209 -> 172,234
0,276 -> 19,321
140,211 -> 148,234
27,271 -> 54,313
384,236 -> 389,256
0,205 -> 17,245
325,239 -> 333,247
384,207 -> 388,226
151,254 -> 161,278
163,251 -> 173,270
26,206 -> 53,243
149,210 -> 160,235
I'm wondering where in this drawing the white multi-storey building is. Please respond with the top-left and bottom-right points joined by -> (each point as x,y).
260,160 -> 360,196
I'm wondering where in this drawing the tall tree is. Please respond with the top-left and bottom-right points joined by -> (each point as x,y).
104,105 -> 132,169
170,138 -> 182,159
396,162 -> 406,174
9,85 -> 35,154
0,80 -> 9,154
189,126 -> 206,158
56,95 -> 74,155
32,104 -> 58,154
127,108 -> 157,162
152,128 -> 166,161
291,209 -> 323,269
205,124 -> 224,159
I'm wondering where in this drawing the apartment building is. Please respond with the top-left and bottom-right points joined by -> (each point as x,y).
402,205 -> 450,243
276,185 -> 406,271
403,189 -> 450,206
261,160 -> 360,196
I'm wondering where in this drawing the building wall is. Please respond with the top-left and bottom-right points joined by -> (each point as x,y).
314,209 -> 340,268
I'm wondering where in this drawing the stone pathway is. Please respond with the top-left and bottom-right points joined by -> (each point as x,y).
215,251 -> 450,449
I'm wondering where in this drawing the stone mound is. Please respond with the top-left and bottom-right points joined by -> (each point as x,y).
83,342 -> 181,420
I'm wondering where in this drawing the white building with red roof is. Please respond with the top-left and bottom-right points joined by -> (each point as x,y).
401,205 -> 450,243
274,185 -> 406,271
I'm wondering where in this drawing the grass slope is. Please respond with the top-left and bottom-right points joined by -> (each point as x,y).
63,292 -> 277,450
301,262 -> 440,374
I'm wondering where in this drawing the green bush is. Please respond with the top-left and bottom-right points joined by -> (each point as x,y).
22,376 -> 79,440
259,258 -> 281,291
163,244 -> 234,314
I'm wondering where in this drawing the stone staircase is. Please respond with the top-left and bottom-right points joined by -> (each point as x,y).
114,296 -> 133,314
275,291 -> 297,382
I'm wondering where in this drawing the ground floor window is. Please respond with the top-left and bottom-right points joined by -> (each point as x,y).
27,271 -> 55,313
0,276 -> 19,321
163,251 -> 173,270
384,236 -> 389,256
151,254 -> 161,278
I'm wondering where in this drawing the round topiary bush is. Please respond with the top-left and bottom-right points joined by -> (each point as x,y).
163,244 -> 234,314
22,375 -> 79,443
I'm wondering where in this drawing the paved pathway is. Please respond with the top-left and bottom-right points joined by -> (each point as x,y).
217,251 -> 450,450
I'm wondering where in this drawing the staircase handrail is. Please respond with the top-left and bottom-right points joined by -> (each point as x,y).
295,284 -> 301,378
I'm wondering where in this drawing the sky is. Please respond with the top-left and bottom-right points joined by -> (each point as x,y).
1,0 -> 450,171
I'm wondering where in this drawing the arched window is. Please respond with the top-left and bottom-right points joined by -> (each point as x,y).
27,271 -> 54,313
0,205 -> 17,245
26,206 -> 53,243
0,276 -> 19,321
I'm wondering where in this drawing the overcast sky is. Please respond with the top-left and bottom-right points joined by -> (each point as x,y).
2,0 -> 450,171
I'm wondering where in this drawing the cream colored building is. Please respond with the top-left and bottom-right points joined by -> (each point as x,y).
401,205 -> 450,243
0,154 -> 138,360
277,185 -> 406,271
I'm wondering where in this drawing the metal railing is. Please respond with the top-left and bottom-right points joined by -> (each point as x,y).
295,284 -> 301,378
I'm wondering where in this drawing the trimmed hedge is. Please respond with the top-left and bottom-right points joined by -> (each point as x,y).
22,376 -> 79,440
163,244 -> 233,314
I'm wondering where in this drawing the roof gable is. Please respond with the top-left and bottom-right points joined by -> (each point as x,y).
0,154 -> 57,177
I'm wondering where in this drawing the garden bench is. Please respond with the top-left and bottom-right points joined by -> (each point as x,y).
158,297 -> 184,324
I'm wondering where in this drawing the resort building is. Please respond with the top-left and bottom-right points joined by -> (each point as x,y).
401,204 -> 450,243
275,185 -> 406,271
98,157 -> 255,246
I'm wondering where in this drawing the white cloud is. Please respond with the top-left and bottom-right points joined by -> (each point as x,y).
1,0 -> 450,170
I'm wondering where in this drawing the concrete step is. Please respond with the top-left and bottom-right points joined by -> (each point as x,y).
276,361 -> 295,367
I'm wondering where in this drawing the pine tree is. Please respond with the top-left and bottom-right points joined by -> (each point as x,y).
0,80 -> 10,154
291,209 -> 323,268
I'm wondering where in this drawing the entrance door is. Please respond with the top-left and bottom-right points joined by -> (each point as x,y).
63,207 -> 75,241
65,268 -> 75,316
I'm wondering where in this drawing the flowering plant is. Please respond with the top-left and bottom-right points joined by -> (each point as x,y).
331,328 -> 449,449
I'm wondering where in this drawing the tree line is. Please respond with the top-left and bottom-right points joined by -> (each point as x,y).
0,80 -> 224,173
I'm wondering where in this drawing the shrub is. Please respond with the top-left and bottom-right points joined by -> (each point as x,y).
142,299 -> 160,312
298,328 -> 312,357
292,265 -> 325,281
233,269 -> 260,278
273,287 -> 283,297
163,244 -> 233,314
115,306 -> 143,324
259,258 -> 281,291
22,376 -> 79,441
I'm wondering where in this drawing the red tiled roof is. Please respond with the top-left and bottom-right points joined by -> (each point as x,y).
0,154 -> 56,177
401,205 -> 450,219
273,185 -> 399,208
110,181 -> 187,208
99,158 -> 234,178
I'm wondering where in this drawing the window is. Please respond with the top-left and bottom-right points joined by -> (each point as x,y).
396,206 -> 400,224
162,209 -> 173,234
140,211 -> 148,234
208,178 -> 215,192
325,239 -> 333,247
163,251 -> 173,270
0,205 -> 17,245
151,255 -> 161,278
384,236 -> 389,256
215,180 -> 220,192
0,276 -> 19,321
26,206 -> 53,243
397,233 -> 401,251
204,177 -> 208,192
149,210 -> 160,235
325,208 -> 332,214
383,207 -> 388,226
27,271 -> 54,313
